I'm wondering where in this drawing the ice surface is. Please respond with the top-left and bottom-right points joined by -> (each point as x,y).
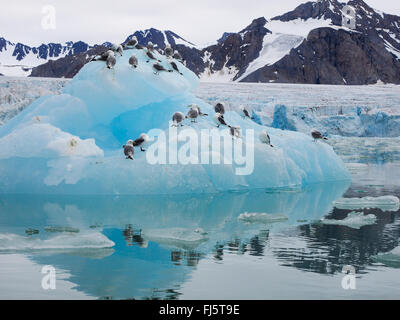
196,82 -> 400,137
0,49 -> 350,194
321,211 -> 377,229
333,196 -> 400,212
372,246 -> 400,268
237,212 -> 288,224
0,231 -> 114,251
0,76 -> 69,125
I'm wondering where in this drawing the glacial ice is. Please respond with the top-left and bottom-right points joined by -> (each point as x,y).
333,196 -> 400,212
321,211 -> 377,229
0,48 -> 350,194
237,212 -> 288,224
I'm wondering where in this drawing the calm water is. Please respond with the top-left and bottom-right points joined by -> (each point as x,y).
0,139 -> 399,299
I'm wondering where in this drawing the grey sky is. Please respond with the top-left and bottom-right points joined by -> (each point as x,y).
1,0 -> 399,46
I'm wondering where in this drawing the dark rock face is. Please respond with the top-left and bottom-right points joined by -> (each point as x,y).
242,27 -> 400,85
30,46 -> 108,78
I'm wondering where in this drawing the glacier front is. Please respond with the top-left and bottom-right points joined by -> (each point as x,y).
0,47 -> 350,194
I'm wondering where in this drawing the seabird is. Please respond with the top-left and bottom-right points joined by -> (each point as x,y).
230,126 -> 241,139
311,129 -> 328,141
147,41 -> 155,51
239,105 -> 253,119
188,104 -> 208,116
129,55 -> 138,68
132,133 -> 149,152
135,43 -> 144,50
213,113 -> 229,128
112,43 -> 123,56
214,102 -> 225,115
91,50 -> 114,62
170,61 -> 183,75
173,50 -> 183,61
259,130 -> 274,147
186,107 -> 199,123
153,62 -> 172,74
106,54 -> 116,69
172,112 -> 185,127
146,50 -> 161,63
123,140 -> 135,160
165,44 -> 173,57
158,48 -> 164,55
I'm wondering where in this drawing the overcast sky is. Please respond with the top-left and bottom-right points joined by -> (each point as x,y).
1,0 -> 399,46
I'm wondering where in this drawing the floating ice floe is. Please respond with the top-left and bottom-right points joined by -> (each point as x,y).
333,196 -> 400,212
0,231 -> 114,251
143,228 -> 209,250
44,226 -> 80,233
321,211 -> 377,229
238,212 -> 288,224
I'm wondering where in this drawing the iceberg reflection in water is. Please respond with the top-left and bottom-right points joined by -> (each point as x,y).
0,179 -> 400,299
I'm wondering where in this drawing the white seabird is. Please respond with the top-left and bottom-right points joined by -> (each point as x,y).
132,133 -> 149,152
259,130 -> 274,147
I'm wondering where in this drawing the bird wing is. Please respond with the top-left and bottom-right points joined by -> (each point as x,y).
132,137 -> 144,146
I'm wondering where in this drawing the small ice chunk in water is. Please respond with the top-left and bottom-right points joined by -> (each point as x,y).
321,211 -> 377,229
238,212 -> 288,224
44,226 -> 80,233
333,196 -> 400,212
0,231 -> 114,251
143,228 -> 209,250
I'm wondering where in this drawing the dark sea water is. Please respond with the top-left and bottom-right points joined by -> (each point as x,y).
0,138 -> 399,299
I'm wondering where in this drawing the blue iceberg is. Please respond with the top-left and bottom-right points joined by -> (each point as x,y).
0,48 -> 350,194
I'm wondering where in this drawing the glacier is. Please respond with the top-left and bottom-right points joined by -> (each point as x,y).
0,47 -> 350,194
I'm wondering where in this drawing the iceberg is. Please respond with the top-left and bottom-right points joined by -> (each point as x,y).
333,196 -> 400,212
320,211 -> 377,229
372,246 -> 400,268
0,48 -> 350,194
237,212 -> 288,224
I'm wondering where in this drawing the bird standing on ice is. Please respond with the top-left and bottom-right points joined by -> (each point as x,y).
129,55 -> 138,68
106,54 -> 116,69
172,112 -> 185,127
132,133 -> 149,152
165,44 -> 173,57
153,62 -> 172,74
214,113 -> 229,128
188,104 -> 208,116
147,41 -> 155,51
112,44 -> 123,56
259,130 -> 274,147
230,126 -> 241,139
170,61 -> 183,75
239,105 -> 253,119
146,50 -> 161,63
311,129 -> 328,141
186,107 -> 199,123
173,50 -> 183,61
214,102 -> 225,115
124,36 -> 138,49
123,140 -> 135,160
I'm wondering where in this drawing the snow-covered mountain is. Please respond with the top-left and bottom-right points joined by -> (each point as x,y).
3,0 -> 400,84
198,0 -> 400,84
0,38 -> 99,76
